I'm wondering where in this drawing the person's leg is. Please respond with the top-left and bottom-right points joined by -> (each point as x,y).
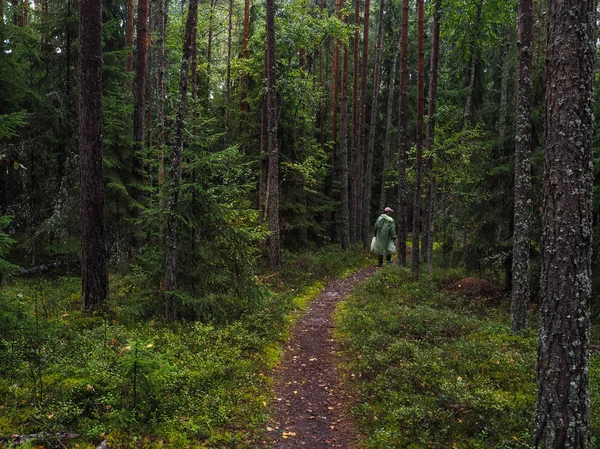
378,255 -> 383,266
386,254 -> 392,263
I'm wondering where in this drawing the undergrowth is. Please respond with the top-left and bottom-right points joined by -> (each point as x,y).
0,245 -> 370,448
335,265 -> 600,449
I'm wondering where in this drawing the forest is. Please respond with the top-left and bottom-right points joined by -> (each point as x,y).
0,0 -> 599,445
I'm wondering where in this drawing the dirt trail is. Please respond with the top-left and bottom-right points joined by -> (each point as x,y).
265,266 -> 378,448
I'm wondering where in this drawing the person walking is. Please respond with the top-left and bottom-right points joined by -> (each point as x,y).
372,206 -> 397,266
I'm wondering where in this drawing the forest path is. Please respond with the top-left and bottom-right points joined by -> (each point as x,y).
264,265 -> 378,448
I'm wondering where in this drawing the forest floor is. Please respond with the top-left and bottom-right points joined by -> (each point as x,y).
264,265 -> 378,448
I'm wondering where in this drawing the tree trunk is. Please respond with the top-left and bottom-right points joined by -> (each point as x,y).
356,0 -> 370,243
125,0 -> 134,71
164,0 -> 198,321
156,0 -> 167,190
339,2 -> 350,250
534,0 -> 595,443
79,0 -> 108,310
510,0 -> 533,334
133,0 -> 150,240
463,0 -> 483,129
331,0 -> 342,173
361,0 -> 384,249
422,0 -> 440,275
239,0 -> 250,136
395,0 -> 409,266
497,38 -> 509,148
411,0 -> 424,279
206,0 -> 217,80
350,0 -> 360,243
224,0 -> 233,147
266,0 -> 281,269
379,32 -> 400,213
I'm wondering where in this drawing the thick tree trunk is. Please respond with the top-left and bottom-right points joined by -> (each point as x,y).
79,0 -> 108,310
379,33 -> 400,213
339,3 -> 350,250
361,0 -> 385,249
411,0 -> 424,279
422,0 -> 440,275
164,0 -> 198,321
395,0 -> 409,266
350,0 -> 360,243
266,0 -> 281,269
510,0 -> 533,335
534,0 -> 595,444
259,45 -> 269,229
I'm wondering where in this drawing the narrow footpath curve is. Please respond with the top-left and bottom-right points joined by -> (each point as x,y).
265,266 -> 378,448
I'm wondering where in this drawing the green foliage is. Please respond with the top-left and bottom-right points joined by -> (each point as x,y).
336,266 -> 600,448
0,111 -> 27,140
0,246 -> 370,447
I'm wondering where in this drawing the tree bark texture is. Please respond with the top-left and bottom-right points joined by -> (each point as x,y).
266,0 -> 281,269
133,0 -> 150,229
497,38 -> 509,148
534,0 -> 595,443
423,0 -> 440,275
356,0 -> 370,243
331,0 -> 342,161
79,0 -> 108,310
350,0 -> 360,243
239,0 -> 251,134
510,0 -> 533,334
411,0 -> 424,279
164,0 -> 198,321
379,32 -> 400,213
126,0 -> 134,69
362,0 -> 385,249
339,3 -> 350,250
463,0 -> 483,129
224,0 -> 233,146
395,0 -> 409,266
157,0 -> 167,190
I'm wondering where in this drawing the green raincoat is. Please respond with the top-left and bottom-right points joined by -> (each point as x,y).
373,214 -> 397,255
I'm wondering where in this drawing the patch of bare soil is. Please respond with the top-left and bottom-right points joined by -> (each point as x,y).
263,266 -> 378,448
444,277 -> 503,302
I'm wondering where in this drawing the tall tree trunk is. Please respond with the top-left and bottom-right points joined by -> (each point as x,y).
133,0 -> 150,241
239,0 -> 250,136
156,0 -> 167,190
463,0 -> 483,129
356,0 -> 370,243
79,0 -> 108,310
206,0 -> 217,81
266,0 -> 281,269
164,0 -> 198,321
362,0 -> 384,249
339,2 -> 350,250
126,0 -> 134,71
534,0 -> 595,443
331,0 -> 342,171
350,0 -> 360,243
224,0 -> 233,147
411,0 -> 424,278
510,0 -> 533,335
379,32 -> 400,213
422,0 -> 440,275
259,44 -> 268,237
395,0 -> 409,266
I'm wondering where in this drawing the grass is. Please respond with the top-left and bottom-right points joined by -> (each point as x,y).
335,265 -> 600,449
0,245 -> 372,448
